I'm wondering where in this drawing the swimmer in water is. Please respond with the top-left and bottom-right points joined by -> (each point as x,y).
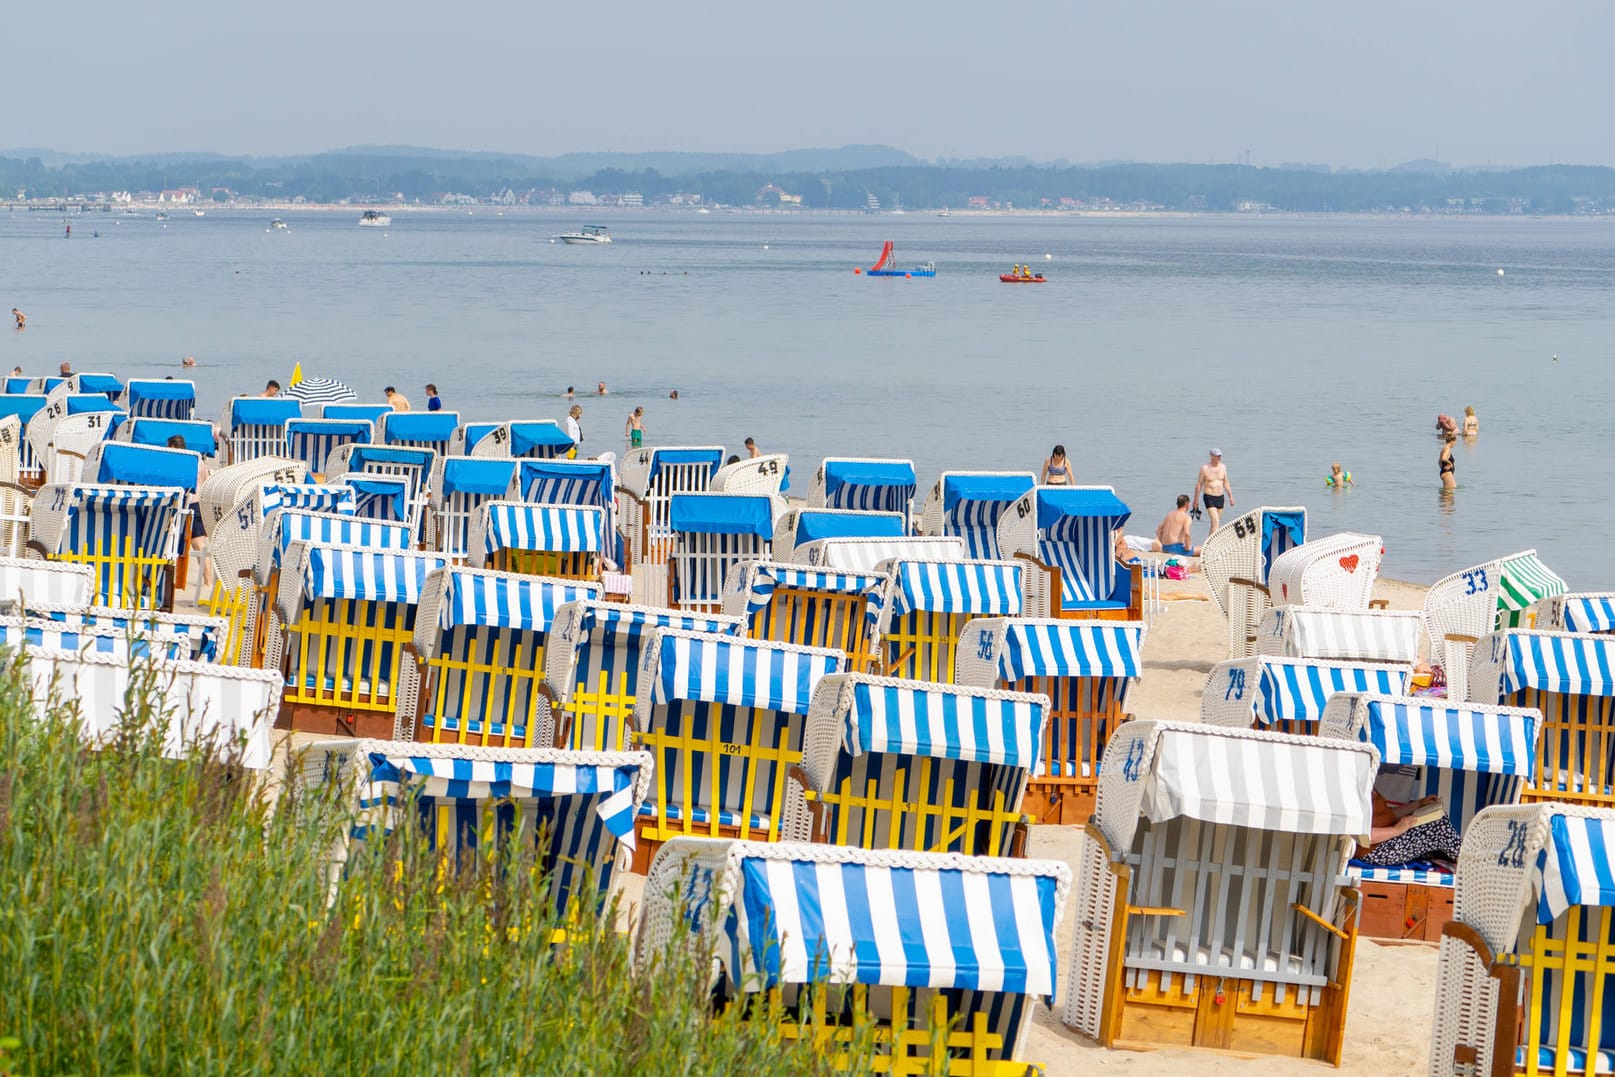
181,356 -> 197,368
11,309 -> 24,330
1325,462 -> 1353,488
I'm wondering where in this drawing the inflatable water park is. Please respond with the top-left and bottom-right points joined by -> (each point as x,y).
855,241 -> 936,278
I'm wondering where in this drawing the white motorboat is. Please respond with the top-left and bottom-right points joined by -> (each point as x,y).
359,210 -> 391,228
555,224 -> 611,244
193,209 -> 205,217
269,218 -> 288,230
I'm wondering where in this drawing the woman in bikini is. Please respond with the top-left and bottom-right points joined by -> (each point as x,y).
1439,431 -> 1457,490
1040,444 -> 1073,486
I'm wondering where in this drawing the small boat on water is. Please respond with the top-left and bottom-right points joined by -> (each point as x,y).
859,240 -> 936,278
555,224 -> 611,244
193,209 -> 205,217
155,212 -> 168,222
269,218 -> 288,231
358,210 -> 391,228
1000,265 -> 1047,283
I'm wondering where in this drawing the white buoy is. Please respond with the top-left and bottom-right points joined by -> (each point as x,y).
763,244 -> 769,250
1045,253 -> 1052,260
1497,268 -> 1505,276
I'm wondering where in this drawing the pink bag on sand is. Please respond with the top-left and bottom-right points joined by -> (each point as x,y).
1164,563 -> 1189,581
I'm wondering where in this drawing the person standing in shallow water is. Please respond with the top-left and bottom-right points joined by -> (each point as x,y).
1463,405 -> 1479,437
1040,445 -> 1073,486
625,406 -> 645,448
1439,432 -> 1457,490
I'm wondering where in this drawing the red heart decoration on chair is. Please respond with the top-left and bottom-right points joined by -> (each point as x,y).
1339,555 -> 1360,573
1281,583 -> 1289,599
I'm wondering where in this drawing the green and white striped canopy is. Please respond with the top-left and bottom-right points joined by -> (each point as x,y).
1497,552 -> 1567,627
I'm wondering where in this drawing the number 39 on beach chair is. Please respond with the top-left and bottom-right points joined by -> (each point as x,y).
1201,654 -> 1412,734
1200,505 -> 1307,659
639,838 -> 1070,1076
629,628 -> 845,871
28,483 -> 186,611
1063,720 -> 1376,1064
722,560 -> 888,674
998,485 -> 1140,621
876,559 -> 1022,683
469,501 -> 603,582
954,617 -> 1146,824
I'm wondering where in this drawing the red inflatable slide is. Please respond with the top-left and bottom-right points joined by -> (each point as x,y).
869,240 -> 893,272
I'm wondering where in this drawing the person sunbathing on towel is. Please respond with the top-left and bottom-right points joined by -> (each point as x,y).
1357,792 -> 1461,869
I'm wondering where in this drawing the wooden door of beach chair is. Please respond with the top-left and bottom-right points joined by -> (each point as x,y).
772,508 -> 905,563
28,484 -> 186,611
425,455 -> 518,562
876,559 -> 1023,683
1427,550 -> 1568,703
1429,804 -> 1615,1077
1318,692 -> 1539,944
1470,630 -> 1615,810
83,440 -> 202,590
1252,605 -> 1423,666
712,454 -> 789,500
809,457 -> 918,519
919,471 -> 1037,560
1200,505 -> 1307,658
284,418 -> 373,481
469,420 -> 575,460
998,485 -> 1140,621
313,740 -> 652,925
469,501 -> 603,581
1062,720 -> 1375,1064
630,628 -> 844,871
667,493 -> 774,614
955,617 -> 1145,825
1267,531 -> 1383,614
723,561 -> 887,675
0,396 -> 48,487
376,410 -> 459,457
615,446 -> 724,570
0,555 -> 93,612
792,534 -> 965,572
270,542 -> 449,737
398,567 -> 601,748
541,600 -> 743,752
1200,654 -> 1412,733
786,673 -> 1045,858
641,837 -> 1069,1074
1537,592 -> 1615,635
222,396 -> 302,464
118,379 -> 196,421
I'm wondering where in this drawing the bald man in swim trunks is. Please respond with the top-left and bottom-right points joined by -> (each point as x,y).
1194,448 -> 1234,533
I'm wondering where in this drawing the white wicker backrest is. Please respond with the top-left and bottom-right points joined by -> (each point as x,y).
1424,555 -> 1513,655
1267,532 -> 1382,610
1200,505 -> 1308,618
1254,605 -> 1424,664
712,454 -> 789,498
0,415 -> 19,485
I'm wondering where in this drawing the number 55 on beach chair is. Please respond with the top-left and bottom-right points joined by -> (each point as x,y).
28,483 -> 186,611
1200,505 -> 1307,659
639,838 -> 1070,1076
1063,720 -> 1376,1064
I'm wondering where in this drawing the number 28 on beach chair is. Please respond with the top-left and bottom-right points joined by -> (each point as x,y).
1428,550 -> 1568,703
1062,720 -> 1376,1064
722,560 -> 888,674
1201,654 -> 1412,734
1200,505 -> 1307,658
954,617 -> 1146,824
919,471 -> 1036,560
28,483 -> 186,611
876,559 -> 1022,683
998,485 -> 1140,620
469,501 -> 603,582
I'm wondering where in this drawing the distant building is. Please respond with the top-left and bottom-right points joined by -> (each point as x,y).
158,187 -> 199,204
754,184 -> 800,207
620,192 -> 644,208
967,196 -> 989,209
568,190 -> 599,205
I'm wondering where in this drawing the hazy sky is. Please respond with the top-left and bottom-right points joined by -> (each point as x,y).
6,1 -> 1611,167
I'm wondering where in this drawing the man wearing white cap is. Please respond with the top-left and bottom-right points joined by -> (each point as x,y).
1194,448 -> 1234,534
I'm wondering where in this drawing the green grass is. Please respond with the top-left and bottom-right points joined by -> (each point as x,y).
0,653 -> 834,1075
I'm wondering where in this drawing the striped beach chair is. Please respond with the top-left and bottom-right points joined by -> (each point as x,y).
919,471 -> 1037,560
666,493 -> 775,614
998,485 -> 1139,620
772,508 -> 905,563
425,456 -> 518,562
1253,605 -> 1424,665
336,474 -> 413,531
222,396 -> 302,464
0,555 -> 93,612
1470,629 -> 1615,809
641,839 -> 1069,1074
808,457 -> 918,517
284,418 -> 373,480
269,542 -> 450,737
1063,719 -> 1376,1063
1320,693 -> 1539,943
1430,804 -> 1615,1077
722,560 -> 887,674
25,601 -> 230,663
322,404 -> 393,424
114,417 -> 218,458
1201,654 -> 1413,733
399,567 -> 601,748
0,615 -> 178,660
327,443 -> 434,529
1427,550 -> 1568,702
0,395 -> 47,486
376,410 -> 459,456
28,484 -> 186,610
0,416 -> 31,555
85,445 -> 202,592
118,379 -> 196,421
24,648 -> 281,768
541,600 -> 742,752
630,628 -> 844,870
616,445 -> 724,570
469,501 -> 603,581
793,534 -> 968,573
787,674 -> 1046,857
1537,592 -> 1615,635
196,458 -> 305,545
313,740 -> 651,923
469,420 -> 575,460
1200,505 -> 1308,658
69,373 -> 125,401
876,558 -> 1022,683
955,617 -> 1145,824
508,457 -> 621,571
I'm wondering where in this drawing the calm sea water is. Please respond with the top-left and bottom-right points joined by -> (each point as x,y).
2,207 -> 1610,584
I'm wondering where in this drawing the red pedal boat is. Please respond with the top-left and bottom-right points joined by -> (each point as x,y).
1000,273 -> 1047,283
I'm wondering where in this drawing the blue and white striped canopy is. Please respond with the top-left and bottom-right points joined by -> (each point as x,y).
559,601 -> 740,646
887,560 -> 1022,618
285,419 -> 372,475
1261,508 -> 1308,582
940,473 -> 1036,513
381,411 -> 458,447
641,631 -> 843,713
361,750 -> 644,846
843,678 -> 1046,770
508,421 -> 575,458
51,485 -> 185,566
322,404 -> 391,423
298,546 -> 449,604
258,482 -> 356,519
1500,632 -> 1615,697
343,444 -> 434,474
1359,696 -> 1537,776
1561,596 -> 1615,635
121,380 -> 196,421
1256,659 -> 1410,727
1538,814 -> 1615,924
794,510 -> 906,545
724,846 -> 1063,999
338,475 -> 411,523
737,564 -> 886,626
515,459 -> 614,508
266,511 -> 413,581
95,442 -> 200,492
441,456 -> 518,496
820,460 -> 917,514
670,494 -> 774,539
123,418 -> 215,456
227,397 -> 302,429
647,447 -> 723,482
429,568 -> 600,633
994,621 -> 1143,680
482,502 -> 603,557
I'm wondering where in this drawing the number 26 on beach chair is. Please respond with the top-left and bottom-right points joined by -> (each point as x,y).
998,485 -> 1140,621
629,628 -> 845,872
1063,720 -> 1376,1064
954,617 -> 1146,825
722,560 -> 888,674
639,838 -> 1070,1076
1200,505 -> 1307,658
876,559 -> 1022,683
28,484 -> 186,611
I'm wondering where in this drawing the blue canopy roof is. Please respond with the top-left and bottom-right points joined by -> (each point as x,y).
1035,486 -> 1131,527
516,459 -> 613,506
228,397 -> 303,427
95,442 -> 201,491
339,475 -> 410,522
66,395 -> 124,416
124,419 -> 216,456
76,373 -> 125,397
669,494 -> 774,539
509,421 -> 575,456
440,457 -> 517,496
2,378 -> 30,395
287,418 -> 373,441
323,404 -> 393,423
344,445 -> 435,472
123,379 -> 196,403
457,422 -> 501,452
648,447 -> 724,482
1261,509 -> 1307,581
794,510 -> 905,545
382,411 -> 458,444
941,473 -> 1035,512
822,459 -> 917,494
0,396 -> 46,422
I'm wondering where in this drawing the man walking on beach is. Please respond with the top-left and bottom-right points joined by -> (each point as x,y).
1193,448 -> 1234,533
1151,495 -> 1199,557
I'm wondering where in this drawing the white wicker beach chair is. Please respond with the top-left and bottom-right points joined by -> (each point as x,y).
875,558 -> 1023,682
0,416 -> 30,556
792,534 -> 965,574
21,601 -> 232,664
118,379 -> 196,421
426,455 -> 519,561
808,457 -> 918,518
665,493 -> 774,614
196,458 -> 305,544
997,485 -> 1140,620
1253,605 -> 1424,665
221,396 -> 303,464
26,385 -> 124,483
27,483 -> 186,610
918,471 -> 1037,560
711,453 -> 789,499
955,617 -> 1145,825
375,410 -> 459,456
640,838 -> 1069,1073
396,566 -> 601,748
327,443 -> 435,533
784,673 -> 1046,857
444,420 -> 506,457
615,445 -> 724,571
1267,530 -> 1382,611
468,420 -> 575,460
1062,719 -> 1376,1063
771,508 -> 905,563
66,373 -> 124,401
467,500 -> 604,581
0,555 -> 93,612
629,627 -> 844,870
1199,505 -> 1307,657
0,396 -> 48,486
1536,591 -> 1615,635
1426,550 -> 1567,703
1201,654 -> 1413,732
721,560 -> 888,675
283,417 -> 373,480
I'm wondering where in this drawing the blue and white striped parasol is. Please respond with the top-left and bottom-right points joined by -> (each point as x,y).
284,377 -> 357,405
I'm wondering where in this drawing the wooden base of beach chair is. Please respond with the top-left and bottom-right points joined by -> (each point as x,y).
1358,880 -> 1455,943
630,818 -> 768,874
1019,781 -> 1094,826
1108,969 -> 1348,1062
276,698 -> 398,739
